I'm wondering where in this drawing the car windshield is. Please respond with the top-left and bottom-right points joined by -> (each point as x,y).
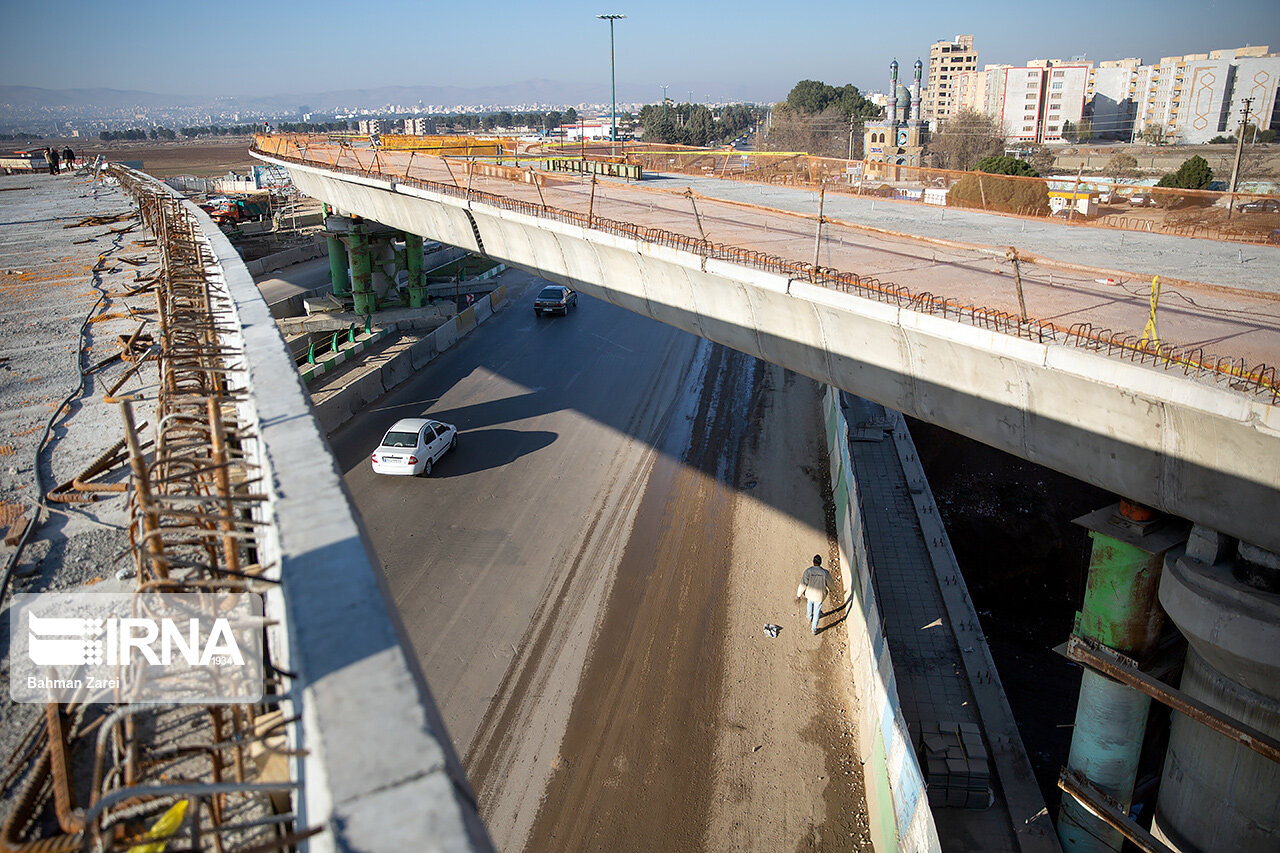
538,288 -> 564,300
381,430 -> 418,448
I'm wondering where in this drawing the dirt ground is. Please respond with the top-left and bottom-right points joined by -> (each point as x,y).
514,348 -> 870,852
23,137 -> 257,178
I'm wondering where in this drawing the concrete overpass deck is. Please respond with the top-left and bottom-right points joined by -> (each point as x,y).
252,139 -> 1280,555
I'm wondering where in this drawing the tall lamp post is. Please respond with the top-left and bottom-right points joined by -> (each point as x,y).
597,13 -> 625,157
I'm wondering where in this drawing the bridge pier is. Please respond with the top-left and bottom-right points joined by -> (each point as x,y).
349,224 -> 375,315
323,206 -> 351,296
403,231 -> 428,307
1152,528 -> 1280,852
1058,501 -> 1186,853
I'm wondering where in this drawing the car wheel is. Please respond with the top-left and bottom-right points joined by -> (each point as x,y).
423,458 -> 433,477
450,433 -> 458,451
533,308 -> 541,317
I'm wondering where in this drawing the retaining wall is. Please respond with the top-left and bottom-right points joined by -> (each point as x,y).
823,386 -> 941,853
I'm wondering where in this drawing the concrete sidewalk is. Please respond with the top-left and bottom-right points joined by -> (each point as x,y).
657,173 -> 1280,296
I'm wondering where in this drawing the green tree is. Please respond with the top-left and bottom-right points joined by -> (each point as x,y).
927,109 -> 1004,171
974,155 -> 1039,177
784,79 -> 880,121
1156,155 -> 1213,189
564,107 -> 578,126
495,111 -> 514,128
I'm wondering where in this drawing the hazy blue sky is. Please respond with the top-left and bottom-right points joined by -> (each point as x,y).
2,0 -> 1277,102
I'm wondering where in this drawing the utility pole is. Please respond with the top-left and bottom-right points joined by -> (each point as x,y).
812,187 -> 826,277
597,14 -> 625,159
1229,97 -> 1253,196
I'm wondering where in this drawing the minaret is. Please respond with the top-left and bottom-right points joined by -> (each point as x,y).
888,60 -> 899,133
911,59 -> 923,124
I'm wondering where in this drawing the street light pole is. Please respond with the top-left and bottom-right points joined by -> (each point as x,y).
597,14 -> 625,158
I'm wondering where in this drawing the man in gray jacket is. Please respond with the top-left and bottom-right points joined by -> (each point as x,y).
796,554 -> 832,635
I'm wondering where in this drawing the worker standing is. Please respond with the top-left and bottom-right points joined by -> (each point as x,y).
796,554 -> 832,635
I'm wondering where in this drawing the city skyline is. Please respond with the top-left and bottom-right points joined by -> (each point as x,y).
2,0 -> 1278,107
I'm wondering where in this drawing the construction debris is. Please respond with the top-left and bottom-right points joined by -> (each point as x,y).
63,211 -> 133,228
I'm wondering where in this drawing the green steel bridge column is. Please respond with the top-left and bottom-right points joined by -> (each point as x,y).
349,227 -> 375,315
326,232 -> 350,295
403,232 -> 427,308
1058,501 -> 1184,853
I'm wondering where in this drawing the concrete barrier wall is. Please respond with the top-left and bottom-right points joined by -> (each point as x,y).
135,169 -> 492,851
245,239 -> 326,276
262,156 -> 1280,553
311,286 -> 506,434
823,387 -> 941,853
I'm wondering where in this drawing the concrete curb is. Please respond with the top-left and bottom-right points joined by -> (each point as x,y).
299,329 -> 390,382
312,283 -> 508,435
883,408 -> 1060,853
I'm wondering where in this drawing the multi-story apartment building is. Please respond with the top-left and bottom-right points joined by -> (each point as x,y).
402,117 -> 433,136
923,34 -> 977,127
954,61 -> 1089,143
356,119 -> 383,136
1098,47 -> 1278,143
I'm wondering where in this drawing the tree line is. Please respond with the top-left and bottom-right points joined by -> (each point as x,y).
637,102 -> 762,147
763,79 -> 883,158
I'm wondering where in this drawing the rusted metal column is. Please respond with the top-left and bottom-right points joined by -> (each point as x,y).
1058,501 -> 1185,853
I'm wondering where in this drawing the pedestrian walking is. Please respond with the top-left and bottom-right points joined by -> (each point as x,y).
47,147 -> 60,175
62,147 -> 74,169
796,554 -> 832,635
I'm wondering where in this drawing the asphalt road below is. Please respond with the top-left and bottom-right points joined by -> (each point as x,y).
325,271 -> 870,851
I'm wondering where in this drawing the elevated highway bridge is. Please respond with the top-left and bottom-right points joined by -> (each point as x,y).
252,136 -> 1280,554
253,135 -> 1280,852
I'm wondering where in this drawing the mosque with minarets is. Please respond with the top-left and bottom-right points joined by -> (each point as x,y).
864,58 -> 928,180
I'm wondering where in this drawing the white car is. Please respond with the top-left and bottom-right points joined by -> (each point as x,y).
370,418 -> 458,476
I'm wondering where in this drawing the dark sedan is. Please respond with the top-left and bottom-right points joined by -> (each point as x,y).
534,285 -> 578,317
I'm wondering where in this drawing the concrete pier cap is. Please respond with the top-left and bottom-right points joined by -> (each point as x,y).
1160,530 -> 1280,697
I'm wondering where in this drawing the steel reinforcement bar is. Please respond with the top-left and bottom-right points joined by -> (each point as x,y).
253,140 -> 1278,403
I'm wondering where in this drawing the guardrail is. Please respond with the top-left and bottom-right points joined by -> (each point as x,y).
253,138 -> 1279,404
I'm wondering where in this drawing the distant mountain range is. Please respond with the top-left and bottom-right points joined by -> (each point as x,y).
0,80 -> 773,114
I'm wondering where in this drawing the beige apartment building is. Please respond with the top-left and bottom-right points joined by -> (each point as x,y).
950,44 -> 1279,144
923,34 -> 977,127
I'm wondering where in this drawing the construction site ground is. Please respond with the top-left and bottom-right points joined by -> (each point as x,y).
0,171 -> 162,806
